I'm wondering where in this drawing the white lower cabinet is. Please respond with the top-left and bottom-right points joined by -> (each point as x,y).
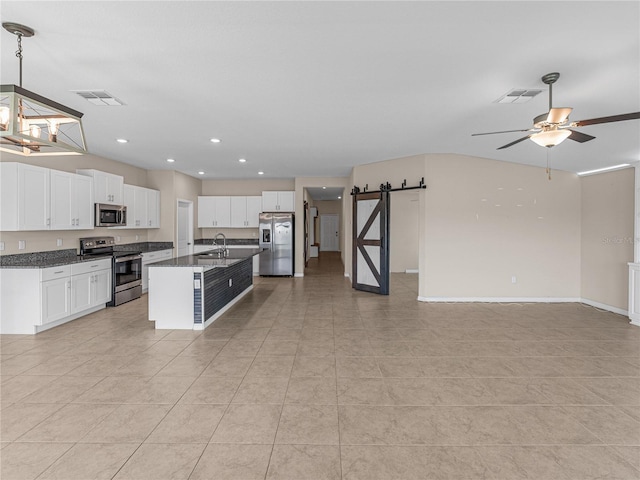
0,259 -> 112,334
41,276 -> 72,325
142,249 -> 173,292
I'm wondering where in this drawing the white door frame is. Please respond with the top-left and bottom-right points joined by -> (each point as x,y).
320,214 -> 340,251
176,199 -> 194,257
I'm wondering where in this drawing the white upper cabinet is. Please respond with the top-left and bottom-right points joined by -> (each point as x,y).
77,169 -> 124,204
197,196 -> 231,228
1,162 -> 50,231
147,189 -> 160,228
50,170 -> 93,230
230,196 -> 262,228
118,184 -> 160,229
262,191 -> 295,212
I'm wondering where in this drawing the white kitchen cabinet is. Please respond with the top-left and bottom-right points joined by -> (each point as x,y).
147,189 -> 160,228
230,196 -> 262,227
118,184 -> 160,229
0,162 -> 50,231
141,249 -> 173,292
77,169 -> 124,204
198,196 -> 231,228
50,170 -> 93,230
262,191 -> 295,212
1,163 -> 92,231
41,276 -> 71,325
69,259 -> 112,315
1,259 -> 111,334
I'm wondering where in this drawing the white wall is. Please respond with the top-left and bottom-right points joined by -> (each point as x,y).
421,154 -> 581,300
580,167 -> 634,310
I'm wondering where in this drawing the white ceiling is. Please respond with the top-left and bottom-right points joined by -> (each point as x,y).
2,1 -> 638,179
306,187 -> 344,201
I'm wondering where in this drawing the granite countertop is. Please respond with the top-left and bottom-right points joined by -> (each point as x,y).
0,249 -> 112,269
149,247 -> 264,268
195,238 -> 259,246
0,241 -> 174,269
114,242 -> 174,253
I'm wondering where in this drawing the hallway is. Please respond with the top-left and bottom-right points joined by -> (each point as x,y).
1,254 -> 639,479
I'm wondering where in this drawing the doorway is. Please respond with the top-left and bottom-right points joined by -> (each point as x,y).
177,200 -> 193,257
320,214 -> 340,251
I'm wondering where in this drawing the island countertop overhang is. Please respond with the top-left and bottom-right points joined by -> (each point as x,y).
148,247 -> 264,269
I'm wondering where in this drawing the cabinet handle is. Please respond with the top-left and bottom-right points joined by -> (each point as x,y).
91,264 -> 99,268
54,270 -> 64,274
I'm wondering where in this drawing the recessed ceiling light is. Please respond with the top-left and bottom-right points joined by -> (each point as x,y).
239,158 -> 247,163
198,171 -> 205,175
338,196 -> 342,199
166,158 -> 175,163
210,138 -> 221,143
258,171 -> 264,175
322,186 -> 326,189
116,138 -> 128,143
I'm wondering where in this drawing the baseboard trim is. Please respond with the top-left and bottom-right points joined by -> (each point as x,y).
415,295 -> 629,317
294,273 -> 304,278
405,269 -> 419,274
344,273 -> 350,278
580,298 -> 628,316
417,296 -> 581,303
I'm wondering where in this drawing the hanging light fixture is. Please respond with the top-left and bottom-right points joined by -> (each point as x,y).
1,22 -> 87,156
529,127 -> 572,148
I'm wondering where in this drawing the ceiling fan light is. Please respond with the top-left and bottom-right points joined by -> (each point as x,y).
530,129 -> 571,148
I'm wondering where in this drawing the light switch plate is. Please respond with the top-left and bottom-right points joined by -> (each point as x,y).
56,238 -> 63,247
18,240 -> 26,250
0,241 -> 4,251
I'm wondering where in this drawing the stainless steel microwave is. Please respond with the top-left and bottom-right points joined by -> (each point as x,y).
95,203 -> 127,227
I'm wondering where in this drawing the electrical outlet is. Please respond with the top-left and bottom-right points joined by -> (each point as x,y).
0,241 -> 4,251
18,240 -> 26,250
135,235 -> 139,241
56,238 -> 63,247
511,276 -> 517,284
116,235 -> 121,242
252,232 -> 256,237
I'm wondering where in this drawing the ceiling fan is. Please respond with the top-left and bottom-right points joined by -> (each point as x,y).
472,72 -> 640,150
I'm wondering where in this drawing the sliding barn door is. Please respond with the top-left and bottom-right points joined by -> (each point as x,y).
352,191 -> 390,295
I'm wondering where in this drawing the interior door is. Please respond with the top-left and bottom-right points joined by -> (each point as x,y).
352,191 -> 390,295
177,200 -> 192,257
320,214 -> 339,251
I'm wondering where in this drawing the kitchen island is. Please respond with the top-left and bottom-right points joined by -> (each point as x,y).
148,248 -> 263,330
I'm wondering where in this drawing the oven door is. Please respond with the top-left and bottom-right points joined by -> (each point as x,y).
114,255 -> 142,292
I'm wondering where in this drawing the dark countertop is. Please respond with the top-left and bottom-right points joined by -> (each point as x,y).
148,247 -> 264,268
0,249 -> 113,269
195,238 -> 259,246
114,242 -> 174,253
0,241 -> 173,269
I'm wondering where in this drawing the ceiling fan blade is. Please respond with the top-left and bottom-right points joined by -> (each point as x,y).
567,129 -> 596,143
497,135 -> 531,150
573,112 -> 640,127
472,128 -> 533,136
547,107 -> 572,124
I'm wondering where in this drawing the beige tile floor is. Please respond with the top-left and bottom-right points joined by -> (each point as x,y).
1,252 -> 640,479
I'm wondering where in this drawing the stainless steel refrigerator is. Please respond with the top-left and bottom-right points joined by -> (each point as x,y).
259,212 -> 294,276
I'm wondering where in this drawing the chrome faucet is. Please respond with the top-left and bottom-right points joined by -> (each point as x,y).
214,232 -> 227,257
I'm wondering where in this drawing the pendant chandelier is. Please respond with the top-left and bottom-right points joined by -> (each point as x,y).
1,22 -> 87,156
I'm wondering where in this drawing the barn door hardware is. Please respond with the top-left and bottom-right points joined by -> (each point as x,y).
351,177 -> 427,195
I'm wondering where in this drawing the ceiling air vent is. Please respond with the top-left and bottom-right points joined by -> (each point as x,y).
495,89 -> 542,104
72,90 -> 125,106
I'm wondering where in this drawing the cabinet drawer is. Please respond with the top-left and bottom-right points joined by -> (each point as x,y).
72,258 -> 112,276
142,249 -> 173,265
41,265 -> 72,282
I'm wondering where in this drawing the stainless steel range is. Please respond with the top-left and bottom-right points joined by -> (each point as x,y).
79,236 -> 143,306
